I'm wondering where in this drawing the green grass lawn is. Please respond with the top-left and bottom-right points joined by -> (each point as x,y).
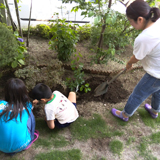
1,107 -> 160,160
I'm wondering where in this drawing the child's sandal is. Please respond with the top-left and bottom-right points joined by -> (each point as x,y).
144,104 -> 158,119
111,108 -> 129,122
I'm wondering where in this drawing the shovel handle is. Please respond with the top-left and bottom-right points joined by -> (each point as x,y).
108,68 -> 126,85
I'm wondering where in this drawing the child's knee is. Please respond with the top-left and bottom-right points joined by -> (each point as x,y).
68,92 -> 76,103
69,92 -> 76,96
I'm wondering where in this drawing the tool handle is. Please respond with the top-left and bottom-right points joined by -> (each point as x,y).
108,68 -> 126,85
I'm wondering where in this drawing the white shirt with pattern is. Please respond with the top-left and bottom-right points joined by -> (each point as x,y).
44,91 -> 79,124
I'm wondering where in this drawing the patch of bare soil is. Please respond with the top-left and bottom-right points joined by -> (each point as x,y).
1,36 -> 158,160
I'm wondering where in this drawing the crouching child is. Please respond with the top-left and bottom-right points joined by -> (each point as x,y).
31,83 -> 79,129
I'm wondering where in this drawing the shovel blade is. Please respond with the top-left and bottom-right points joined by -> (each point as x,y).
94,81 -> 109,97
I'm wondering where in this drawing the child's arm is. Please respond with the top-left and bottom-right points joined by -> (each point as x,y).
32,99 -> 39,106
46,120 -> 55,129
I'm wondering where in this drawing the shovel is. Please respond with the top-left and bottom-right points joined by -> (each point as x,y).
94,68 -> 126,97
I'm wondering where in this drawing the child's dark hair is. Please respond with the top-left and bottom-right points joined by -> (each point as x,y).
0,78 -> 30,122
31,83 -> 52,100
126,0 -> 160,22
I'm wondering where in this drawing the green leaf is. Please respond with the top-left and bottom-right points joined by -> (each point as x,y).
80,86 -> 84,91
18,59 -> 25,65
85,83 -> 89,87
79,64 -> 83,68
88,11 -> 94,17
72,7 -> 78,12
94,17 -> 100,24
59,42 -> 64,48
11,61 -> 18,68
77,57 -> 79,61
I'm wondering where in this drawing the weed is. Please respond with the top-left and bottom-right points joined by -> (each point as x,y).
35,149 -> 81,160
149,132 -> 160,144
109,140 -> 123,156
126,137 -> 136,145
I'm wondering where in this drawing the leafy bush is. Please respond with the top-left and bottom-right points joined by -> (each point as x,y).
89,11 -> 140,64
49,19 -> 79,62
77,24 -> 91,41
65,53 -> 85,92
0,23 -> 26,68
91,47 -> 115,64
13,31 -> 27,68
36,24 -> 51,39
91,12 -> 139,50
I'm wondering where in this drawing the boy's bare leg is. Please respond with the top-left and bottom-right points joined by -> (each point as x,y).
68,92 -> 76,103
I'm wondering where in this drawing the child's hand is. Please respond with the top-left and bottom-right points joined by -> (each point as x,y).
33,99 -> 39,106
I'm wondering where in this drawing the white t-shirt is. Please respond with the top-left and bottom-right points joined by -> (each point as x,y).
133,18 -> 160,78
44,91 -> 79,124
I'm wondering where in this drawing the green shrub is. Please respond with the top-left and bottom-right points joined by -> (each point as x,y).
91,12 -> 139,50
0,23 -> 25,68
36,24 -> 51,39
65,53 -> 85,92
49,19 -> 79,62
77,24 -> 91,41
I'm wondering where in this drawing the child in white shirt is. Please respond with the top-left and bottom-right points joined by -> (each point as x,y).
32,83 -> 79,129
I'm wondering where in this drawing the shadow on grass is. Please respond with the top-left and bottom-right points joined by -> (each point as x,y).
34,114 -> 124,160
35,113 -> 124,147
70,113 -> 124,141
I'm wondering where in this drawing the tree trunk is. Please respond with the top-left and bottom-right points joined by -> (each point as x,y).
14,0 -> 23,37
26,0 -> 32,47
96,0 -> 112,63
0,0 -> 7,23
4,0 -> 16,31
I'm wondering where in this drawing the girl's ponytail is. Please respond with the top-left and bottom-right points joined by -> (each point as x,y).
126,0 -> 160,22
150,7 -> 160,22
